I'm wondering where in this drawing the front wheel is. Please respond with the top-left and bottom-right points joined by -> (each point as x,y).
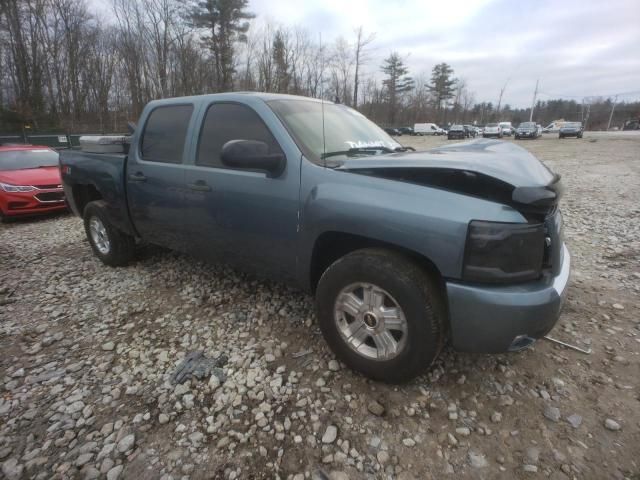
315,248 -> 446,383
83,200 -> 135,266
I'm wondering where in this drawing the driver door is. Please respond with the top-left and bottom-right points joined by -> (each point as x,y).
183,101 -> 300,282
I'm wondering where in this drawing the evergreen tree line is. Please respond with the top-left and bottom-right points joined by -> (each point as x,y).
1,0 -> 638,133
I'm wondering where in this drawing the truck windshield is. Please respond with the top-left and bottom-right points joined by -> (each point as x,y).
0,149 -> 59,171
268,99 -> 401,164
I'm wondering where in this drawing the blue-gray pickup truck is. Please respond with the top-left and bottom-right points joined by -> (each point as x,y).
60,92 -> 570,382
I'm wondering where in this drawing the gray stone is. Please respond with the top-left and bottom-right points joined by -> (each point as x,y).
1,458 -> 23,480
102,342 -> 115,351
604,418 -> 621,431
377,450 -> 390,464
367,400 -> 385,416
468,451 -> 488,468
525,447 -> 540,464
107,465 -> 124,480
402,438 -> 416,447
567,414 -> 583,429
328,360 -> 340,372
544,405 -> 561,422
116,434 -> 135,453
75,453 -> 94,467
322,425 -> 338,444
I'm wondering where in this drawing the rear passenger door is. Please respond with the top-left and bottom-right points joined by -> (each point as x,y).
126,103 -> 195,251
183,101 -> 300,282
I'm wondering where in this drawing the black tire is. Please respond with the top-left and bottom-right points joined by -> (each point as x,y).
315,248 -> 446,383
83,200 -> 135,266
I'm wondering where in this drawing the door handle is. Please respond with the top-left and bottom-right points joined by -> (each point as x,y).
187,180 -> 211,192
128,172 -> 147,182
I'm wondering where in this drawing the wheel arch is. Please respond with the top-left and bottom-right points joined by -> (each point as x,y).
71,183 -> 103,216
309,231 -> 446,295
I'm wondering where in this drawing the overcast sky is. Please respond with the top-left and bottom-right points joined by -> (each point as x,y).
249,0 -> 640,107
89,0 -> 639,107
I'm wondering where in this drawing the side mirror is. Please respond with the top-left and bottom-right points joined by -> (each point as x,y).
220,140 -> 285,178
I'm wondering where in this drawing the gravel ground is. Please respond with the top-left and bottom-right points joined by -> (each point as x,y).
1,132 -> 638,480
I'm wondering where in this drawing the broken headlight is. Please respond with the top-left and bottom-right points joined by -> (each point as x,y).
463,221 -> 545,283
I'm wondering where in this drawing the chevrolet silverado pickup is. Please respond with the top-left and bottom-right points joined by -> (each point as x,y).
60,93 -> 570,382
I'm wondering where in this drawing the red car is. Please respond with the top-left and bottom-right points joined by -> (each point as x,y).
0,145 -> 67,221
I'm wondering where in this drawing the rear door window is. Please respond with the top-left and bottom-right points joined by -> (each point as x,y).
140,105 -> 193,163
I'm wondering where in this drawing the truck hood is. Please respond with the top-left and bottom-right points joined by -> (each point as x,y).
337,139 -> 561,214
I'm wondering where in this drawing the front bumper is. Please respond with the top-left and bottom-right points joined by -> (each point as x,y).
446,244 -> 570,353
0,189 -> 67,217
516,131 -> 536,137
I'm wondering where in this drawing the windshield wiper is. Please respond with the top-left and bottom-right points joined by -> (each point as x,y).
394,146 -> 415,152
321,146 -> 395,159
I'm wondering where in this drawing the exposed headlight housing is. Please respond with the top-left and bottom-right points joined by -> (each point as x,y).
0,182 -> 36,192
463,220 -> 545,283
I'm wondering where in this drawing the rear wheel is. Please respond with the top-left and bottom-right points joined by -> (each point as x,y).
316,248 -> 446,383
83,200 -> 135,266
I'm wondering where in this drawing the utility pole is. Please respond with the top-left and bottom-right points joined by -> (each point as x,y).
529,79 -> 539,121
496,78 -> 510,120
607,95 -> 618,131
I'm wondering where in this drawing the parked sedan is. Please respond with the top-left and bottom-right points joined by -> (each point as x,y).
398,126 -> 415,135
483,123 -> 503,138
515,121 -> 540,139
559,122 -> 584,139
0,145 -> 67,221
384,128 -> 402,136
447,125 -> 466,140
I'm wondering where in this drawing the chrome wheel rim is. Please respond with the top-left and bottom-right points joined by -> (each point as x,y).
334,282 -> 408,361
89,217 -> 110,254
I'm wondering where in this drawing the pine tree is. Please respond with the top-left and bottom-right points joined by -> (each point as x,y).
427,63 -> 457,122
272,30 -> 289,93
190,0 -> 254,92
381,52 -> 414,125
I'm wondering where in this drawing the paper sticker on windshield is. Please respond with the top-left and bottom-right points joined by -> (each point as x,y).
58,136 -> 68,143
345,140 -> 398,149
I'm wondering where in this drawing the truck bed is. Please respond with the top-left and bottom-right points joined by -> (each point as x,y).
60,149 -> 135,235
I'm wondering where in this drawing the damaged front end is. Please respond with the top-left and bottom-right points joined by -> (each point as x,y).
337,139 -> 564,284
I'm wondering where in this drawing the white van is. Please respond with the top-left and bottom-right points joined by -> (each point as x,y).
543,120 -> 568,133
414,123 -> 445,136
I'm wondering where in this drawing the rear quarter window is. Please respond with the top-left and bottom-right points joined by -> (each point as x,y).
140,104 -> 194,163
